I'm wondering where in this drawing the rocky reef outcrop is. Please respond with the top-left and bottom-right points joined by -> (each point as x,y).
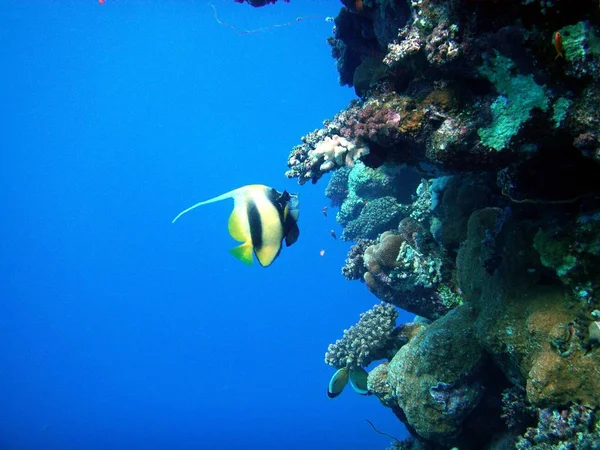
284,0 -> 600,448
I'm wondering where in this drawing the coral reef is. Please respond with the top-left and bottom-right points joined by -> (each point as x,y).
362,225 -> 460,320
368,306 -> 494,446
516,404 -> 600,449
287,0 -> 600,448
342,238 -> 375,281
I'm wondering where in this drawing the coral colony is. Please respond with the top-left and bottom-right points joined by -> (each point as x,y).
281,0 -> 600,448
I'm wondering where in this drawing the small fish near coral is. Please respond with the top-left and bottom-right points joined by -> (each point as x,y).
554,32 -> 564,59
172,184 -> 300,267
327,366 -> 369,398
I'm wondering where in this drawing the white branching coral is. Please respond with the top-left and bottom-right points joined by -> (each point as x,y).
325,302 -> 398,368
309,135 -> 369,173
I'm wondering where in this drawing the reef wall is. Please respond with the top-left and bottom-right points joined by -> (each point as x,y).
285,0 -> 600,448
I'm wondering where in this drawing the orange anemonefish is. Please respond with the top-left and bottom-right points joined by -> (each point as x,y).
172,185 -> 300,267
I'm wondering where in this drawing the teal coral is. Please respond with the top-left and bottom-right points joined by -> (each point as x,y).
342,196 -> 406,241
477,53 -> 549,151
336,162 -> 409,240
552,97 -> 572,128
560,21 -> 600,63
558,21 -> 600,80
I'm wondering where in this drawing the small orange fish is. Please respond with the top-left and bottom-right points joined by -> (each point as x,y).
554,32 -> 564,59
355,0 -> 363,12
322,206 -> 328,218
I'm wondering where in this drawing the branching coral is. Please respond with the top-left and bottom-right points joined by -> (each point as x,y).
310,135 -> 370,173
324,166 -> 351,207
325,302 -> 399,369
286,131 -> 369,185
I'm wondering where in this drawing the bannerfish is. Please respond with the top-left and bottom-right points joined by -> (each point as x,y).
172,184 -> 300,267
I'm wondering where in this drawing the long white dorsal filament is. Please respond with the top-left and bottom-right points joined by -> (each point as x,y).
171,188 -> 243,224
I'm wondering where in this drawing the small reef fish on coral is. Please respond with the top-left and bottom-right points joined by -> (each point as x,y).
172,185 -> 299,267
554,32 -> 564,59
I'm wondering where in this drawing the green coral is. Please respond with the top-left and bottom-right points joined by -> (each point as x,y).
533,229 -> 577,277
437,284 -> 463,309
477,52 -> 549,151
552,97 -> 572,128
560,21 -> 600,63
347,161 -> 395,199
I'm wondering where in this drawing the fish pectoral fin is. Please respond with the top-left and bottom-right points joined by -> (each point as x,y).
285,222 -> 300,247
229,242 -> 254,266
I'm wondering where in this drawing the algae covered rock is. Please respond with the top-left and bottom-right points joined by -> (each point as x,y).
372,305 -> 485,444
474,285 -> 600,409
457,207 -> 600,408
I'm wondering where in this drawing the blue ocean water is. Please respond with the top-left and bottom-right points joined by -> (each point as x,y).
0,1 -> 411,448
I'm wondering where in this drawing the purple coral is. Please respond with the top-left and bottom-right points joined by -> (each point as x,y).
517,404 -> 598,449
338,99 -> 403,147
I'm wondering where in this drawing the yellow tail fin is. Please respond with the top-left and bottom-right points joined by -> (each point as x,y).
229,242 -> 254,266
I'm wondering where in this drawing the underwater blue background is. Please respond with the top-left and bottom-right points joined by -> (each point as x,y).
0,1 -> 411,448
